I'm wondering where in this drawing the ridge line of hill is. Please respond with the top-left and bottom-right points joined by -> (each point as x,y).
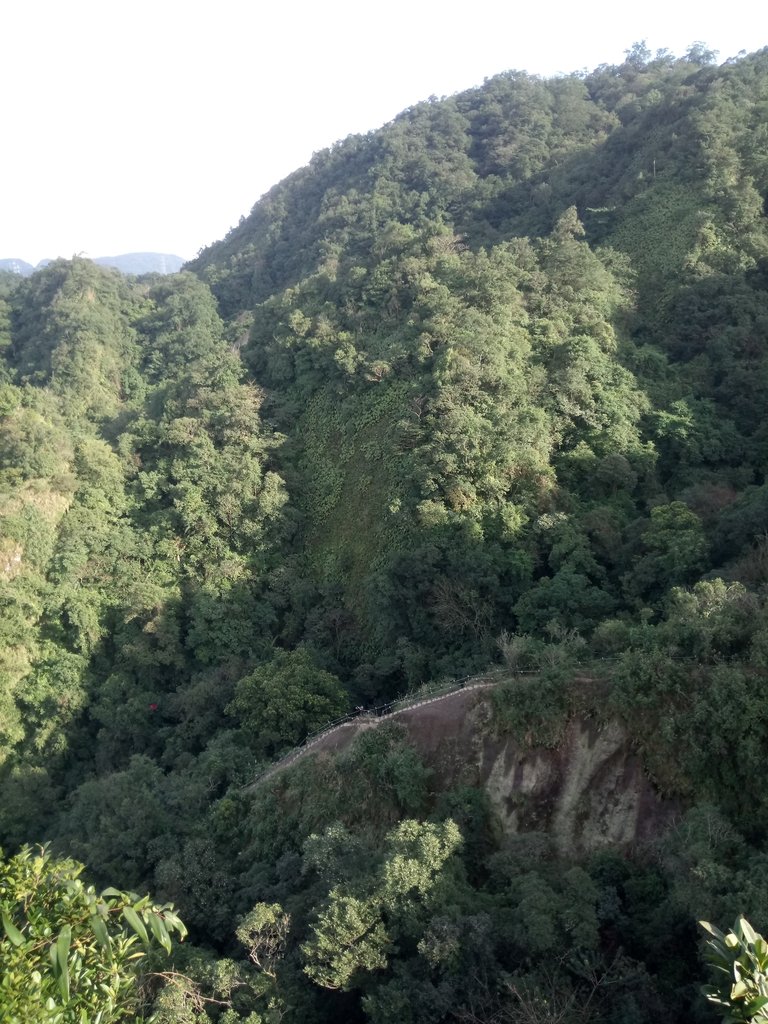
249,660 -> 633,786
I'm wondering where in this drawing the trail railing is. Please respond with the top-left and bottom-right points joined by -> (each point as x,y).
247,656 -> 621,787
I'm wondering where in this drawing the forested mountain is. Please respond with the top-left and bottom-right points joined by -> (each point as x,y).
3,44 -> 768,1022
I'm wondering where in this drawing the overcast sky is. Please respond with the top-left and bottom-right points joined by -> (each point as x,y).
2,0 -> 765,265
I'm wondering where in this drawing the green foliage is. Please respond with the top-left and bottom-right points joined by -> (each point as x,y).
8,258 -> 145,420
490,670 -> 570,748
0,844 -> 186,1023
336,724 -> 433,818
701,917 -> 768,1021
235,902 -> 290,978
228,648 -> 349,757
624,502 -> 709,602
302,819 -> 461,990
302,891 -> 391,991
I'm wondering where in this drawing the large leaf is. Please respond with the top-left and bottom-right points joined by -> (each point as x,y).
89,914 -> 111,951
731,979 -> 748,1000
739,917 -> 758,945
162,909 -> 187,936
122,905 -> 149,947
1,912 -> 24,947
56,925 -> 71,1002
147,912 -> 171,954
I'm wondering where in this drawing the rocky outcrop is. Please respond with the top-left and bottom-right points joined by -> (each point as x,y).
0,540 -> 23,578
392,688 -> 673,854
479,716 -> 674,856
260,683 -> 675,854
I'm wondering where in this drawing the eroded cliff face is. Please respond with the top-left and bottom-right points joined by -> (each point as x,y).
478,716 -> 675,856
329,687 -> 673,854
265,684 -> 675,853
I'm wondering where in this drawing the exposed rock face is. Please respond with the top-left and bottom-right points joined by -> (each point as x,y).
260,684 -> 675,853
361,689 -> 668,853
391,688 -> 674,854
0,540 -> 23,578
479,717 -> 674,856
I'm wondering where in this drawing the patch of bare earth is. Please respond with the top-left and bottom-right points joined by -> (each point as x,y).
254,682 -> 675,852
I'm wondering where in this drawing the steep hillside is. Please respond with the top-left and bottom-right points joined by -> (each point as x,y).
253,675 -> 675,855
186,46 -> 768,689
3,45 -> 768,1023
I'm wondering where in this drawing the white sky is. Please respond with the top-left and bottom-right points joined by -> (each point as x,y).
2,0 -> 766,266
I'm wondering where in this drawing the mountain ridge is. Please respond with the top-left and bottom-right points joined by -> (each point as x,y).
0,251 -> 183,277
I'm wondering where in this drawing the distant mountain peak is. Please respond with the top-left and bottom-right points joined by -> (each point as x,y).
0,258 -> 35,276
0,252 -> 184,277
93,253 -> 184,275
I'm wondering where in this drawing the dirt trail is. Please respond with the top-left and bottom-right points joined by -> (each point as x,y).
250,678 -> 499,787
246,668 -> 676,854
